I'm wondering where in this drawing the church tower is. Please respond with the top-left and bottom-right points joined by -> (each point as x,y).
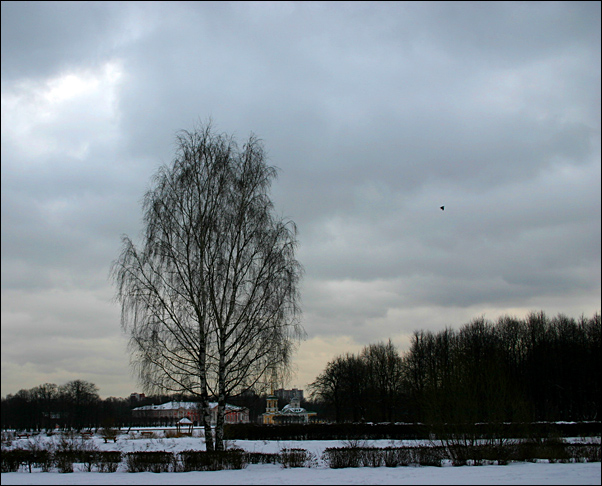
266,383 -> 279,414
261,371 -> 280,424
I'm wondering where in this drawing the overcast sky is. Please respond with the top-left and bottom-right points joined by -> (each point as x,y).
2,1 -> 600,399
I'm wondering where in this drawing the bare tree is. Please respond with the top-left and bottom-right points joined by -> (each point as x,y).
361,340 -> 404,422
112,122 -> 303,450
308,355 -> 349,423
59,380 -> 99,430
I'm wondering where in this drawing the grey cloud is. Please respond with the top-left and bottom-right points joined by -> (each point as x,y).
1,1 -> 599,397
0,1 -> 122,80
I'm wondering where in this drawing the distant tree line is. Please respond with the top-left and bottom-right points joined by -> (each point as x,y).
1,380 -> 136,431
309,311 -> 600,425
0,381 -> 276,431
3,311 -> 600,431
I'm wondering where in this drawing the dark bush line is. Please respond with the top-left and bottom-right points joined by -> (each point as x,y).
245,452 -> 280,465
2,449 -> 35,473
322,446 -> 447,468
125,451 -> 174,472
3,440 -> 599,473
1,448 -> 305,472
1,449 -> 122,473
279,448 -> 315,468
322,441 -> 601,469
2,449 -> 53,473
179,449 -> 247,471
96,451 -> 122,472
178,449 -> 312,470
224,422 -> 601,441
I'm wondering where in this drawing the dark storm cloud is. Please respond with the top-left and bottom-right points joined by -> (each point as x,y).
1,1 -> 600,396
1,1 -> 124,80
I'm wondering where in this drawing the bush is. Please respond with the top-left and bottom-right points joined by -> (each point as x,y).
361,448 -> 384,467
513,438 -> 567,463
125,451 -> 175,473
322,447 -> 363,468
381,448 -> 404,467
54,451 -> 75,473
179,449 -> 247,471
567,443 -> 601,463
30,449 -> 53,472
78,450 -> 99,472
279,448 -> 315,468
322,446 -> 448,469
95,451 -> 122,472
416,446 -> 445,467
514,439 -> 601,464
1,449 -> 30,472
52,434 -> 100,472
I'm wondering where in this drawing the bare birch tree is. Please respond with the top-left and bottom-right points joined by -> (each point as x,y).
112,122 -> 303,450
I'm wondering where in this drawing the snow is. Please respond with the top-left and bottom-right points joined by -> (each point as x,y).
2,462 -> 600,485
2,433 -> 600,485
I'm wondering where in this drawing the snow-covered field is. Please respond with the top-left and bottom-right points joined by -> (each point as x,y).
2,431 -> 600,485
2,462 -> 600,485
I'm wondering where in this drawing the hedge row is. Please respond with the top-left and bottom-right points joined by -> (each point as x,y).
175,449 -> 314,471
224,422 -> 601,441
323,446 -> 447,468
1,449 -> 311,473
1,450 -> 121,473
3,441 -> 599,473
322,441 -> 601,469
179,449 -> 247,471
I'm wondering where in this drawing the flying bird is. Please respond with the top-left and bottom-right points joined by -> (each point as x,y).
440,206 -> 444,211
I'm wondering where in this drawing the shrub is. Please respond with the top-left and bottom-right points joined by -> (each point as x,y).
279,448 -> 315,468
29,449 -> 53,472
1,449 -> 29,472
322,446 -> 448,469
322,447 -> 362,468
245,452 -> 280,465
52,434 -> 99,472
361,448 -> 384,467
513,437 -> 572,463
1,446 -> 53,473
78,450 -> 99,472
482,441 -> 517,465
382,447 -> 413,467
179,449 -> 247,471
567,443 -> 601,463
125,451 -> 175,473
95,451 -> 122,472
23,436 -> 53,472
54,451 -> 75,473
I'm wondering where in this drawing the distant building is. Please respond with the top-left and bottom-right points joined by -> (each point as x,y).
132,401 -> 249,426
261,389 -> 316,425
129,392 -> 146,402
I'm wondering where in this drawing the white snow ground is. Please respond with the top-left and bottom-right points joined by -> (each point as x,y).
1,462 -> 600,485
1,432 -> 600,485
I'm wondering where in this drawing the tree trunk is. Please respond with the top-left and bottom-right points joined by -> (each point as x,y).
214,355 -> 226,451
200,392 -> 214,451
